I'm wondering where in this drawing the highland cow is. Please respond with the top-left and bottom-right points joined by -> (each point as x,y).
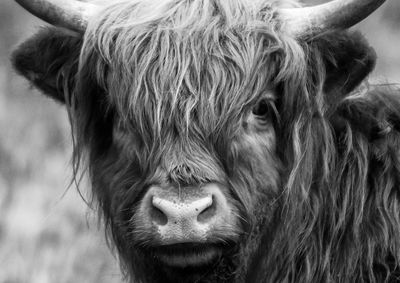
11,0 -> 400,282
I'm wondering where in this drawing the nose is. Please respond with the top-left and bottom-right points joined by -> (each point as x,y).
141,183 -> 233,244
151,194 -> 215,226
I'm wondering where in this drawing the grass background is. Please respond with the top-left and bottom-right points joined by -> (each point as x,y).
0,1 -> 399,282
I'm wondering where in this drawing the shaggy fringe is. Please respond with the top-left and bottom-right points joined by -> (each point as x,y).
55,0 -> 400,282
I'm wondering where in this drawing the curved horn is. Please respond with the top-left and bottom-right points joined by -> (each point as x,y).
15,0 -> 99,33
280,0 -> 387,38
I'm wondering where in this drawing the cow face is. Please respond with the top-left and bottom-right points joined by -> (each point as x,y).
12,0 -> 378,282
79,6 -> 282,278
13,25 -> 282,282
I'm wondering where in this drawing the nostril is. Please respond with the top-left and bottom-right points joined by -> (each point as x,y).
142,184 -> 233,244
150,201 -> 168,226
197,195 -> 216,223
151,195 -> 215,225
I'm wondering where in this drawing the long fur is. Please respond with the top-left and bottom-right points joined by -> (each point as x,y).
11,0 -> 400,282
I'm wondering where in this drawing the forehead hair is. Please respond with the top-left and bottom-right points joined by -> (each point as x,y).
79,0 -> 306,140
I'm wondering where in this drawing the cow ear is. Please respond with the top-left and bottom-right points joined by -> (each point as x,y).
11,28 -> 82,104
314,31 -> 377,104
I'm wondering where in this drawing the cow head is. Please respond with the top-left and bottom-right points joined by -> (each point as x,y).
12,0 -> 384,282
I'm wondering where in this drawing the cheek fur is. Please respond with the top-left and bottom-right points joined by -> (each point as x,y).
232,122 -> 280,192
220,122 -> 280,232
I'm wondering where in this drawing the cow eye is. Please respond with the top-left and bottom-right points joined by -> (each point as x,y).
252,99 -> 270,118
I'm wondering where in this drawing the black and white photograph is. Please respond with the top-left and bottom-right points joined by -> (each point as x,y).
1,0 -> 400,282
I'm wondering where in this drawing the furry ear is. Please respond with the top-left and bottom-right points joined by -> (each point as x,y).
11,28 -> 83,104
312,31 -> 377,105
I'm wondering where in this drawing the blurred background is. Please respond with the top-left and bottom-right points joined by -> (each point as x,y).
0,1 -> 399,283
